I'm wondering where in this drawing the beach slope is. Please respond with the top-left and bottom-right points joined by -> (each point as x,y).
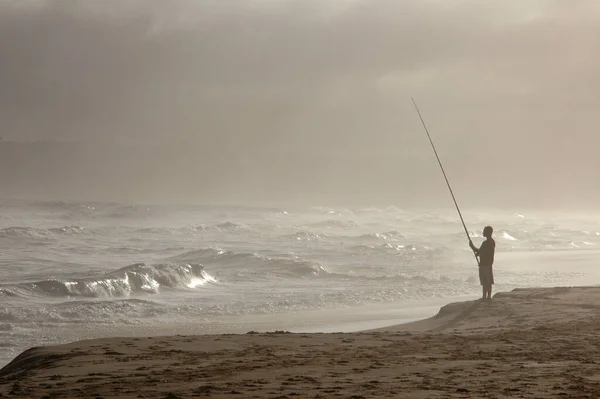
2,286 -> 600,398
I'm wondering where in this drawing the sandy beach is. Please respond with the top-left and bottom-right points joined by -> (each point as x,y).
3,286 -> 600,398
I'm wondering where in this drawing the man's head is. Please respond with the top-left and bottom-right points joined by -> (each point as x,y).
483,226 -> 493,238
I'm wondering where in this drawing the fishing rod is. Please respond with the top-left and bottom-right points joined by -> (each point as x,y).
411,97 -> 479,265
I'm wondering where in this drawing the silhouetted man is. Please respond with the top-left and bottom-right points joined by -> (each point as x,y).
469,226 -> 495,300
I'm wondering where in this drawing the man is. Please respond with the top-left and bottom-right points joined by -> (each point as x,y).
469,226 -> 495,300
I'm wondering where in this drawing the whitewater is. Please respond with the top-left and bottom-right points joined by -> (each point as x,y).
2,199 -> 600,367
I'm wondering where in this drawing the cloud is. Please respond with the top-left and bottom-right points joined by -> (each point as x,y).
1,0 -> 599,206
2,1 -> 598,136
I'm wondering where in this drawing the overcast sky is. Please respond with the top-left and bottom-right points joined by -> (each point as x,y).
1,0 -> 599,207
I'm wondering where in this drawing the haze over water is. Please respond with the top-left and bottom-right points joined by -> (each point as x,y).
1,1 -> 600,208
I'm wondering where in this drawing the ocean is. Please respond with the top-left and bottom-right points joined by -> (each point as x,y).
1,199 -> 599,367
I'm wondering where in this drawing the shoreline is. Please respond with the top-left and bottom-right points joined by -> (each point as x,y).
0,296 -> 459,369
3,286 -> 600,398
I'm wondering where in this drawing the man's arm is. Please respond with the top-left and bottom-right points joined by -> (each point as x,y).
469,240 -> 484,256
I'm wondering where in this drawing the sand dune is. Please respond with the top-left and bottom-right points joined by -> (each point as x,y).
2,287 -> 600,398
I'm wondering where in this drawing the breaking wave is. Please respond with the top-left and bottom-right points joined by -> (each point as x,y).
282,231 -> 329,241
0,227 -> 48,239
0,299 -> 170,323
308,219 -> 359,229
194,221 -> 247,232
350,243 -> 447,259
132,222 -> 248,236
0,226 -> 88,238
18,263 -> 215,298
355,230 -> 405,242
169,249 -> 329,279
